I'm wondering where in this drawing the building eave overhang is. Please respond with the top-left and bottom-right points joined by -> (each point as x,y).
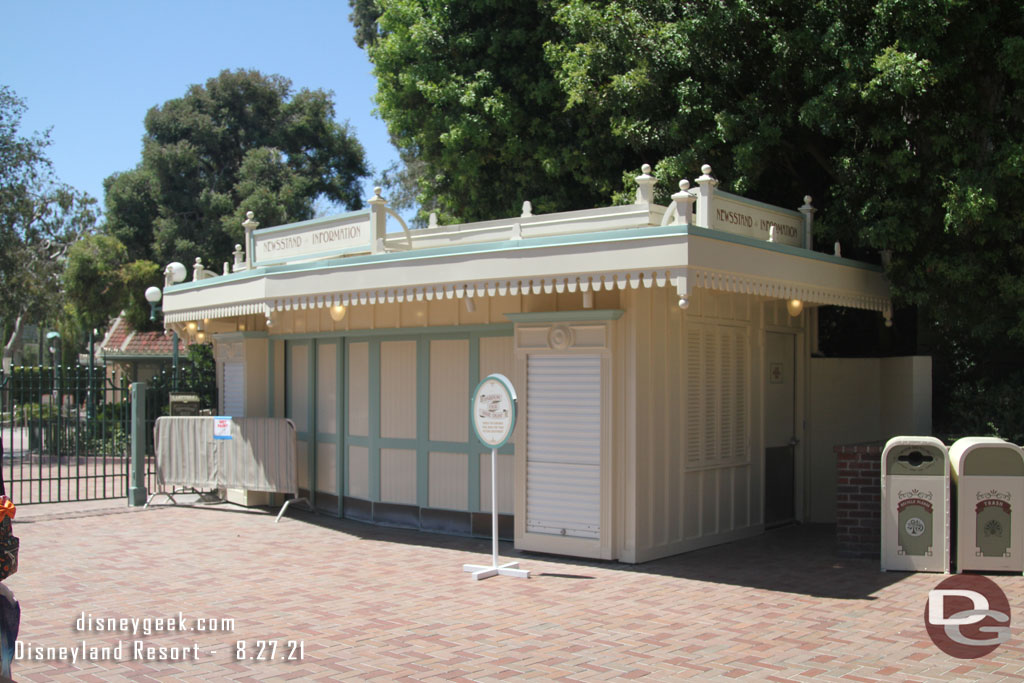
161,223 -> 891,324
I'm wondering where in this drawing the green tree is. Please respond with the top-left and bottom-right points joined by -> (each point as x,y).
367,0 -> 634,224
544,0 -> 1024,438
104,69 -> 369,268
62,234 -> 129,331
62,234 -> 162,335
1,85 -> 98,369
362,1 -> 1024,437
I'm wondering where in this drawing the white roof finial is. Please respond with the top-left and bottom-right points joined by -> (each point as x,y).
634,164 -> 657,205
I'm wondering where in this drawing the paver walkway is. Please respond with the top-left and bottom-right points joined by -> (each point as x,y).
7,497 -> 1024,681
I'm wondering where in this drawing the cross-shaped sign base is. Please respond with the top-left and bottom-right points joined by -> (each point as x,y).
462,561 -> 530,581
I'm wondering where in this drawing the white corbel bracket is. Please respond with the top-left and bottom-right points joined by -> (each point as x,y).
675,272 -> 691,309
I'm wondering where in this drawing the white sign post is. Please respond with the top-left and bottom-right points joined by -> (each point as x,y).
463,373 -> 529,581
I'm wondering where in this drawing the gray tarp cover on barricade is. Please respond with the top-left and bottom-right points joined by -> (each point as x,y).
154,417 -> 297,494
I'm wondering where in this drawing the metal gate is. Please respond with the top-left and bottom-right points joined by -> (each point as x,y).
0,365 -> 168,504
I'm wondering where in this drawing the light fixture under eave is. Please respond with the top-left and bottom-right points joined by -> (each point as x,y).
786,299 -> 804,317
186,321 -> 198,333
329,304 -> 347,322
196,331 -> 207,343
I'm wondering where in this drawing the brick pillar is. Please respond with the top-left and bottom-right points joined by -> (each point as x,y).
835,442 -> 883,558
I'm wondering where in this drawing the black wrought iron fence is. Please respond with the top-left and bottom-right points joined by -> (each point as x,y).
0,364 -> 178,504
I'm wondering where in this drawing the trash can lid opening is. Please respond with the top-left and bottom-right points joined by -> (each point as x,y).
898,450 -> 932,467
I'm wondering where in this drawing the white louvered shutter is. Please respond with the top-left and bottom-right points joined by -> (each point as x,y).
221,362 -> 245,417
526,354 -> 601,539
685,328 -> 704,466
684,323 -> 750,468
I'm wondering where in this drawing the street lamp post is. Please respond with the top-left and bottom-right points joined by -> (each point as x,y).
145,286 -> 179,392
45,331 -> 62,494
87,327 -> 96,422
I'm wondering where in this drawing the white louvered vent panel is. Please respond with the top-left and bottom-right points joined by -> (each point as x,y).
222,362 -> 245,417
684,324 -> 751,469
733,329 -> 749,461
685,328 -> 703,464
719,329 -> 734,462
526,355 -> 602,539
702,328 -> 717,463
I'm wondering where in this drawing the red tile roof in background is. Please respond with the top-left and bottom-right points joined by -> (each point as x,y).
98,317 -> 189,358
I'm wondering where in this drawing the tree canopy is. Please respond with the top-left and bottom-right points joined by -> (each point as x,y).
365,0 -> 627,223
361,0 -> 1024,437
104,69 -> 370,269
1,85 -> 98,367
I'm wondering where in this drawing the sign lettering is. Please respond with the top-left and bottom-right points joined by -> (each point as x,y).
252,211 -> 372,265
708,193 -> 804,247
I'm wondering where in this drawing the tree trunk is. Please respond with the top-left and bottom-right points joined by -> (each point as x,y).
2,316 -> 24,374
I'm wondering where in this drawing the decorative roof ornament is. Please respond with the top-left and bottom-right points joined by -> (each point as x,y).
798,196 -> 815,250
241,211 -> 259,268
697,164 -> 717,187
521,201 -> 533,218
670,179 -> 695,226
634,164 -> 657,205
694,164 -> 717,229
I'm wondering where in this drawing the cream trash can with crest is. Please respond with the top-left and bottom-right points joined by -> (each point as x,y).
950,437 -> 1024,574
881,436 -> 950,572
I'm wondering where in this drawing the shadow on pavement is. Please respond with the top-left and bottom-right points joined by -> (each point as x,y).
214,503 -> 909,601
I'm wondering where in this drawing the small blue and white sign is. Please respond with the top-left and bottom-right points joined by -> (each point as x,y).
213,416 -> 233,440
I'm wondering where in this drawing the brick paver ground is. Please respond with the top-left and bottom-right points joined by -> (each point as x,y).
7,497 -> 1024,681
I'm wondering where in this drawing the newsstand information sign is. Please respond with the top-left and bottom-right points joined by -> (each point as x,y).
471,374 -> 517,449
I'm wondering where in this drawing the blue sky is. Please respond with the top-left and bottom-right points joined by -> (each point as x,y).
2,0 -> 401,218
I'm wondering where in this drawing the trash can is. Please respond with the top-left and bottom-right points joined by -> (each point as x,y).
949,437 -> 1024,574
881,436 -> 950,572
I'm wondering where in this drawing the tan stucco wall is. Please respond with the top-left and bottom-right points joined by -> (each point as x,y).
806,355 -> 932,523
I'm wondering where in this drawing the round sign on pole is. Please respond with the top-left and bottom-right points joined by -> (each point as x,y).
471,373 -> 517,449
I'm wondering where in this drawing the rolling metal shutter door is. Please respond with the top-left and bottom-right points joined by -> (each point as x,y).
526,354 -> 601,539
222,361 -> 245,417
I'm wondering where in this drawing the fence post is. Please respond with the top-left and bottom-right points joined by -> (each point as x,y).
129,382 -> 147,506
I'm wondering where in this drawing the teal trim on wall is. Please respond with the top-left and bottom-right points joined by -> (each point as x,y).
267,339 -> 275,418
212,331 -> 269,340
334,329 -> 515,519
269,322 -> 513,342
467,333 -> 481,512
368,339 -> 381,502
377,437 -> 419,449
335,339 -> 345,516
505,309 -> 624,323
284,339 -> 316,503
343,340 -> 352,498
306,339 -> 317,508
416,338 -> 430,508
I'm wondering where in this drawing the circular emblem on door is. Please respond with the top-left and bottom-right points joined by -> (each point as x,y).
905,517 -> 926,537
984,519 -> 1004,538
547,325 -> 573,350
